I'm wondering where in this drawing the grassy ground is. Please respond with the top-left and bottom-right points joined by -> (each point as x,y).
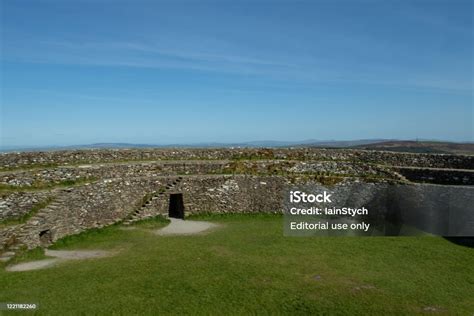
0,214 -> 473,315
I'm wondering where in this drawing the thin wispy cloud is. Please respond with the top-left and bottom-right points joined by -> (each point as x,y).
3,39 -> 471,93
3,39 -> 295,76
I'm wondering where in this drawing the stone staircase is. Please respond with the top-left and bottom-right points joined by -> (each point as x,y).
17,196 -> 66,241
122,177 -> 183,225
0,251 -> 14,263
0,237 -> 25,263
1,177 -> 185,263
392,171 -> 410,183
0,196 -> 67,262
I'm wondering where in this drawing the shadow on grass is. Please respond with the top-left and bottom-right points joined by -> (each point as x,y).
444,237 -> 474,248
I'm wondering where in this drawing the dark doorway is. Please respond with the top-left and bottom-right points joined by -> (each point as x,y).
39,229 -> 53,246
168,193 -> 185,219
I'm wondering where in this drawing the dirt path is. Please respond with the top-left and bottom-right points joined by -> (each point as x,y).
44,249 -> 112,260
5,249 -> 113,272
156,218 -> 217,235
5,259 -> 59,272
6,219 -> 216,272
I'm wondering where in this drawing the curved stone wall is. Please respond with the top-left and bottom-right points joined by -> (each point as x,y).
0,148 -> 472,252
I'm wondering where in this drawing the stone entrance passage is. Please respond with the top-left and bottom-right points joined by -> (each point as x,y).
168,193 -> 185,219
39,229 -> 53,246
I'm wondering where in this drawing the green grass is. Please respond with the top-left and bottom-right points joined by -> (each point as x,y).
0,197 -> 54,228
0,214 -> 473,315
131,215 -> 170,229
6,247 -> 51,265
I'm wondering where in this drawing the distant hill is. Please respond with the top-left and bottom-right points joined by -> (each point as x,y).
80,139 -> 388,148
353,141 -> 474,155
2,140 -> 473,154
0,139 -> 389,152
304,139 -> 389,148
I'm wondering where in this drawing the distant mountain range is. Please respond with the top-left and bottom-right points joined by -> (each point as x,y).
1,139 -> 473,154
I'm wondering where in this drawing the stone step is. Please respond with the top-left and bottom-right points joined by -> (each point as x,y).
0,256 -> 12,262
0,251 -> 15,257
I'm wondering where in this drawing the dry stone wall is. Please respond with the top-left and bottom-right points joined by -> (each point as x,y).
0,160 -> 391,188
0,192 -> 53,221
396,167 -> 474,186
1,177 -> 176,249
0,175 -> 293,249
0,148 -> 472,252
2,148 -> 473,170
180,175 -> 289,214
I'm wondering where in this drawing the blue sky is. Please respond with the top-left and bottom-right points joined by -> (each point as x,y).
1,0 -> 472,147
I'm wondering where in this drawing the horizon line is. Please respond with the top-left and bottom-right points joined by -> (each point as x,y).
2,138 -> 474,152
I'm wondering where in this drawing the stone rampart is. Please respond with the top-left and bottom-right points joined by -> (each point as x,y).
1,148 -> 472,252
